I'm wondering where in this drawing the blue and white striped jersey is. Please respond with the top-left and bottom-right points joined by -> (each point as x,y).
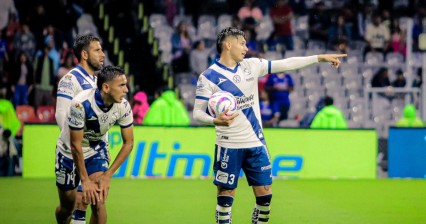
57,65 -> 97,101
195,58 -> 270,148
56,89 -> 133,159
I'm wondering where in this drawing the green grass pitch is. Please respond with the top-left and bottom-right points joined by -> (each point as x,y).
1,178 -> 425,223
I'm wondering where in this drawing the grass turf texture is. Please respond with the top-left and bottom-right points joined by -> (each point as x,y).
0,178 -> 425,223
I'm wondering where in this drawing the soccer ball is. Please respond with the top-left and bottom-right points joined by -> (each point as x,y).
208,91 -> 237,117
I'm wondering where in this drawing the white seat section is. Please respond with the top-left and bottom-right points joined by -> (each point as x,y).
77,14 -> 98,35
365,52 -> 384,65
217,14 -> 232,32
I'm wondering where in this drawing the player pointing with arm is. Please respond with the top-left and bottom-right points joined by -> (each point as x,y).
193,27 -> 345,224
55,66 -> 134,224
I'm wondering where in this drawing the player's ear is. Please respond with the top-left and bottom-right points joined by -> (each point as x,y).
82,50 -> 88,61
102,82 -> 110,93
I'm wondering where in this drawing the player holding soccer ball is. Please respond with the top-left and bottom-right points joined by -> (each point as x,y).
193,27 -> 346,224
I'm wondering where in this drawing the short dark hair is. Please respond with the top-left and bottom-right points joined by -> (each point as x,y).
2,129 -> 11,139
73,34 -> 101,62
97,65 -> 125,89
324,96 -> 334,106
216,27 -> 246,54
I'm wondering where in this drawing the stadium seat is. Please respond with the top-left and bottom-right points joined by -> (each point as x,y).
37,105 -> 56,123
365,52 -> 384,65
386,52 -> 405,67
16,105 -> 39,123
217,14 -> 232,33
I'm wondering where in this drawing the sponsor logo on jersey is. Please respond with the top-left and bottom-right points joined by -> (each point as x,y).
71,109 -> 84,120
246,77 -> 255,82
82,79 -> 90,85
232,75 -> 241,83
88,116 -> 98,121
99,114 -> 108,123
261,164 -> 271,171
236,94 -> 255,110
58,80 -> 74,89
243,68 -> 251,76
220,136 -> 229,140
215,170 -> 229,184
68,117 -> 82,126
74,103 -> 83,109
123,109 -> 132,118
65,74 -> 72,80
217,78 -> 228,85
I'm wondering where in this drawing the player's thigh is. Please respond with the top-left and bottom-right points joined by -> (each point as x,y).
213,145 -> 244,189
242,146 -> 272,188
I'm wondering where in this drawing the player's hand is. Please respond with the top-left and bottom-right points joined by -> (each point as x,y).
96,174 -> 111,203
318,54 -> 347,68
81,179 -> 101,205
213,108 -> 239,127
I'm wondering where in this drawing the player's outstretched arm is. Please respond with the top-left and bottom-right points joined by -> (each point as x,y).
70,129 -> 100,205
98,125 -> 134,202
213,108 -> 239,127
317,54 -> 347,68
269,54 -> 347,74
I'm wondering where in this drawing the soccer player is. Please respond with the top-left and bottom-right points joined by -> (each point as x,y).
55,66 -> 134,224
55,34 -> 105,224
193,27 -> 346,224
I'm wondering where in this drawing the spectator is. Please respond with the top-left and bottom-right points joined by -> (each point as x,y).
259,89 -> 279,127
57,51 -> 76,80
265,72 -> 294,121
0,96 -> 21,137
132,91 -> 150,124
310,96 -> 347,129
389,17 -> 406,57
412,68 -> 422,88
364,14 -> 391,58
33,44 -> 56,108
5,13 -> 21,52
243,29 -> 260,58
270,0 -> 294,50
11,52 -> 34,106
238,0 -> 263,22
143,89 -> 190,126
371,67 -> 391,88
0,31 -> 9,88
299,96 -> 325,128
328,14 -> 352,53
171,21 -> 192,73
12,23 -> 36,62
0,129 -> 18,176
396,104 -> 425,127
308,1 -> 331,44
356,2 -> 375,39
392,69 -> 406,87
190,40 -> 210,76
0,0 -> 17,31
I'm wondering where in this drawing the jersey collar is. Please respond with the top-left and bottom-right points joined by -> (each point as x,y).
76,65 -> 96,82
95,89 -> 113,112
214,59 -> 240,73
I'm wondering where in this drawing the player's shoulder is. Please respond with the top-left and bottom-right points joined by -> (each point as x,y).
240,57 -> 267,66
74,88 -> 95,101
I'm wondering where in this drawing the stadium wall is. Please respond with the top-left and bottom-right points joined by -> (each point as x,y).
23,125 -> 377,179
388,127 -> 426,178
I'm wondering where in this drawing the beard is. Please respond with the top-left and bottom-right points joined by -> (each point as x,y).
87,58 -> 102,71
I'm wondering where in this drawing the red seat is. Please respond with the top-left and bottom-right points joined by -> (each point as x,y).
37,105 -> 56,123
16,105 -> 39,123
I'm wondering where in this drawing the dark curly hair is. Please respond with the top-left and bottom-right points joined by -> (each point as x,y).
97,65 -> 125,90
73,34 -> 102,62
216,27 -> 246,54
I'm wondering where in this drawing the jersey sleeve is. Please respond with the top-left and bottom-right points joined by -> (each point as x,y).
67,101 -> 85,130
118,100 -> 134,128
244,58 -> 271,78
193,74 -> 215,125
57,74 -> 79,100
